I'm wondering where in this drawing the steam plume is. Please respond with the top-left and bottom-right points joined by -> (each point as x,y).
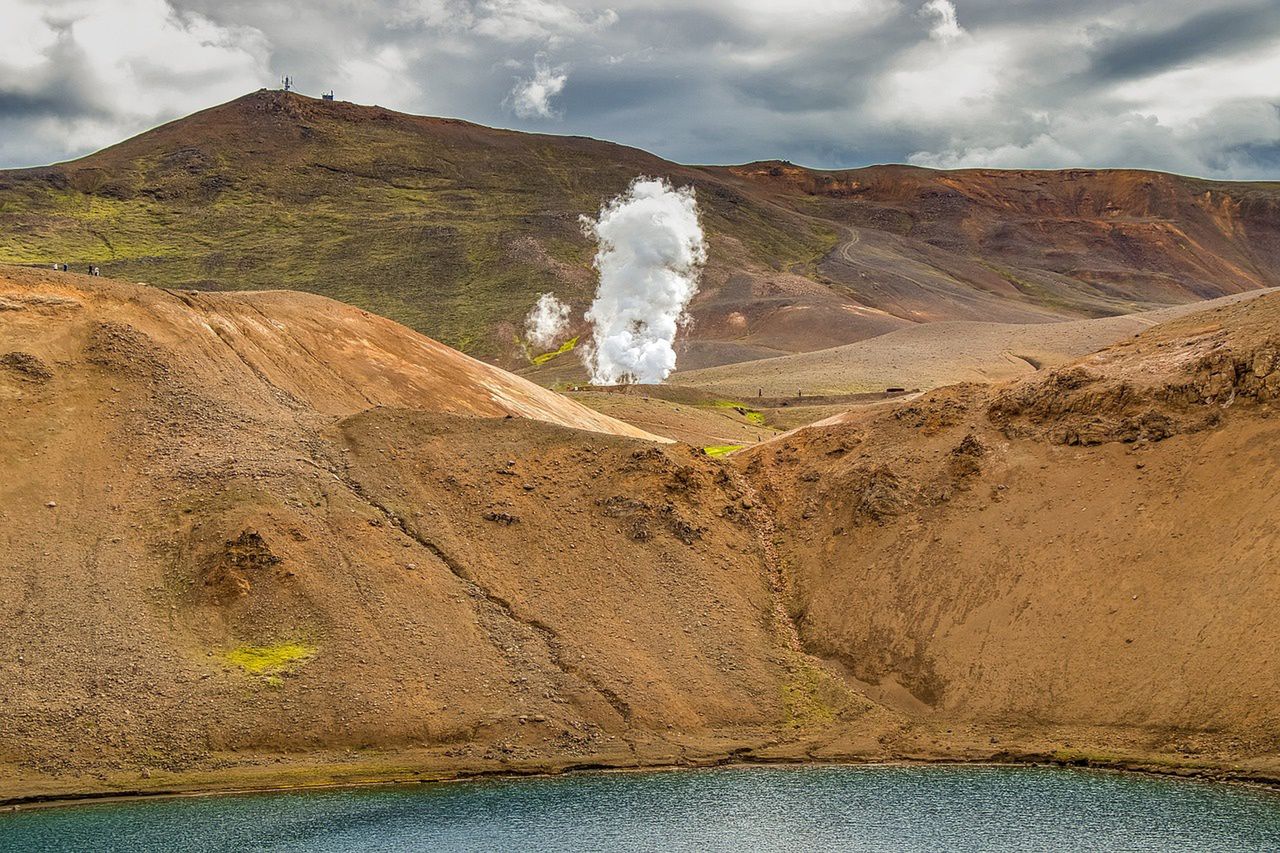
524,292 -> 570,348
580,177 -> 706,385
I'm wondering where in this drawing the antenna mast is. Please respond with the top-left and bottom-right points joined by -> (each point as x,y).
281,75 -> 292,92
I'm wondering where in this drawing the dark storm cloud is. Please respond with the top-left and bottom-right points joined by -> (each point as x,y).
1,0 -> 1278,179
1087,2 -> 1280,82
0,88 -> 91,121
562,72 -> 685,118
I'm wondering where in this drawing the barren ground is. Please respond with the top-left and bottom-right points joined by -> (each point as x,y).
671,291 -> 1274,399
2,266 -> 1278,804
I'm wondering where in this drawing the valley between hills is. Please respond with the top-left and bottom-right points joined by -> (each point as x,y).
1,92 -> 1279,805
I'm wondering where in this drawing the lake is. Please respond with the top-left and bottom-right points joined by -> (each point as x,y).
4,764 -> 1279,852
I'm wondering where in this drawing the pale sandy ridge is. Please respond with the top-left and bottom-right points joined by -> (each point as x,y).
671,290 -> 1275,398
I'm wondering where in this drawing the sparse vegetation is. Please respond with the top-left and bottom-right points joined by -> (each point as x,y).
703,444 -> 744,457
0,91 -> 833,363
781,660 -> 858,729
530,335 -> 578,365
224,642 -> 317,683
709,400 -> 767,426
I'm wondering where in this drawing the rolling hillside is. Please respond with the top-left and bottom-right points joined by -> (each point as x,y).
2,266 -> 1279,802
670,290 -> 1274,399
3,90 -> 1280,370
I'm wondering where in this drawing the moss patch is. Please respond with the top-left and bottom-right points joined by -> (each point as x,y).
703,444 -> 744,457
782,662 -> 838,729
530,335 -> 579,365
780,657 -> 868,730
224,642 -> 317,680
708,400 -> 768,427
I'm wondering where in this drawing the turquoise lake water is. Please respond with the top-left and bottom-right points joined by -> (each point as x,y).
4,764 -> 1279,852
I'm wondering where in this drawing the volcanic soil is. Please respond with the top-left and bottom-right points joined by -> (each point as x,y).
2,265 -> 1279,803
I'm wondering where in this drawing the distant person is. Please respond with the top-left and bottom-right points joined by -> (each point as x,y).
63,264 -> 69,272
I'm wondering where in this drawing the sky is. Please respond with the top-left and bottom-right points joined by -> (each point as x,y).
2,0 -> 1279,178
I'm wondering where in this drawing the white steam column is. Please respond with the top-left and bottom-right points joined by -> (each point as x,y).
524,292 -> 571,348
580,177 -> 706,385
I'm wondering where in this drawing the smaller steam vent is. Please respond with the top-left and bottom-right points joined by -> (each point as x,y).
322,91 -> 335,101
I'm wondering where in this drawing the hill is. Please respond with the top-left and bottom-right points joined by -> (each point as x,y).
670,290 -> 1275,399
0,265 -> 802,800
742,290 -> 1280,764
2,267 -> 1279,802
3,91 -> 1280,370
0,91 -> 835,365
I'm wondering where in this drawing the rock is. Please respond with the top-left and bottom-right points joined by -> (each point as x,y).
0,352 -> 53,382
1251,346 -> 1276,379
482,510 -> 519,525
951,433 -> 988,457
45,501 -> 56,508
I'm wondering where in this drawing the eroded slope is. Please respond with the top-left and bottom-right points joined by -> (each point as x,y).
743,292 -> 1280,757
2,269 -> 1278,802
0,267 -> 842,799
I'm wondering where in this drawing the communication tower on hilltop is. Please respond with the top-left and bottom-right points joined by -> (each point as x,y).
322,91 -> 334,101
281,75 -> 292,92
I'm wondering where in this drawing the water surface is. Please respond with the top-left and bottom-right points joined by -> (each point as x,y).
5,764 -> 1279,852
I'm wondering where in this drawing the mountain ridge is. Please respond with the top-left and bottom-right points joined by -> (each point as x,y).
3,90 -> 1279,370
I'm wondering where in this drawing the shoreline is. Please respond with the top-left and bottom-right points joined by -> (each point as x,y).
5,748 -> 1280,814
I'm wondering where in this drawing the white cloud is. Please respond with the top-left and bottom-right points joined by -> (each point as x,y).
506,54 -> 567,118
1110,41 -> 1280,128
337,46 -> 420,107
920,0 -> 963,43
3,0 -> 1279,179
393,0 -> 616,44
62,0 -> 269,116
870,36 -> 1006,125
0,0 -> 269,163
472,0 -> 616,43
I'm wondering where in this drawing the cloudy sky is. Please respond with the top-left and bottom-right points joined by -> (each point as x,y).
3,0 -> 1279,178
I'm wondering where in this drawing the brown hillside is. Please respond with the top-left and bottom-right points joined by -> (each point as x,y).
724,162 -> 1280,310
1,268 -> 1279,802
0,266 -> 655,438
671,290 -> 1274,399
741,292 -> 1280,754
0,266 -> 808,799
